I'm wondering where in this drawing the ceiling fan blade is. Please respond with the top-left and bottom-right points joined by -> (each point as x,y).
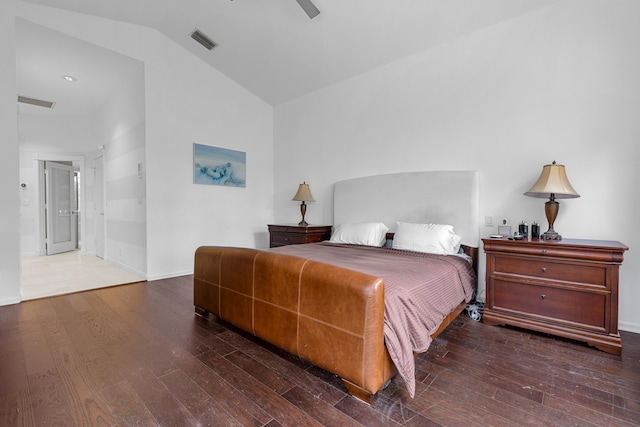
295,0 -> 320,19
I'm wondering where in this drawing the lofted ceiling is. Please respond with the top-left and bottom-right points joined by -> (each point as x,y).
17,0 -> 561,114
16,18 -> 143,116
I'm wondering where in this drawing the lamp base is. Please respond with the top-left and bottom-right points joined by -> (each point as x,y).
541,197 -> 562,240
541,230 -> 562,240
297,201 -> 310,227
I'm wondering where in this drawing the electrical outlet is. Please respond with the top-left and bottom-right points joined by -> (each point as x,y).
485,216 -> 493,226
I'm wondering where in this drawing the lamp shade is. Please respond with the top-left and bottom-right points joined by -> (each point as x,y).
292,182 -> 315,202
524,162 -> 579,199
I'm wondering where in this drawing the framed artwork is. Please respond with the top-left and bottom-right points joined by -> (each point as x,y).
193,143 -> 246,187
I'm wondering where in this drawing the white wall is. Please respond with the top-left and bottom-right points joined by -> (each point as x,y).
142,29 -> 274,280
97,60 -> 147,276
12,2 -> 274,283
274,0 -> 640,332
0,0 -> 21,305
102,122 -> 147,276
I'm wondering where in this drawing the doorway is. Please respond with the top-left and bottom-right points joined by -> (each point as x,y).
16,19 -> 147,300
33,155 -> 86,257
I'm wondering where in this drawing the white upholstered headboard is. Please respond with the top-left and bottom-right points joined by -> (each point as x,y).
333,171 -> 480,248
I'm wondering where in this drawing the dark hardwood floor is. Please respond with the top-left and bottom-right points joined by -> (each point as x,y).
1,276 -> 639,426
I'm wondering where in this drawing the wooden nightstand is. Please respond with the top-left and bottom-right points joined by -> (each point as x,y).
268,224 -> 332,248
482,237 -> 628,355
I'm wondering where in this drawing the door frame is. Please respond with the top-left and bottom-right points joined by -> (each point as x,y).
94,153 -> 105,259
33,154 -> 86,256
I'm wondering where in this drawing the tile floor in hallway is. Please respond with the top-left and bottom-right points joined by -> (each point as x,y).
20,250 -> 145,300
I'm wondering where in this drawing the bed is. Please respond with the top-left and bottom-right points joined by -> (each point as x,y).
194,171 -> 479,403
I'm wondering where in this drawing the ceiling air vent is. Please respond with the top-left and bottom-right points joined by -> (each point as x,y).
18,95 -> 55,109
190,29 -> 217,51
296,0 -> 320,19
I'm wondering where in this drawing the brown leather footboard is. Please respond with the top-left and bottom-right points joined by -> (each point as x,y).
193,246 -> 398,403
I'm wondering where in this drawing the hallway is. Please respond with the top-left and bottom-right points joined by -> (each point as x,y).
21,250 -> 145,300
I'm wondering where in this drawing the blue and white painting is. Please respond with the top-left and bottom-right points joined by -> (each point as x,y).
194,143 -> 246,187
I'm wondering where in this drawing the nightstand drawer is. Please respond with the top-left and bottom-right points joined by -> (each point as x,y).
268,224 -> 332,248
270,233 -> 307,245
494,256 -> 607,287
492,279 -> 607,329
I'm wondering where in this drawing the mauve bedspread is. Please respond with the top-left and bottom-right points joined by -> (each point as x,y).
270,242 -> 477,397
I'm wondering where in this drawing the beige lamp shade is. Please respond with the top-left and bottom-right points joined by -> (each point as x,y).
292,182 -> 315,202
524,162 -> 579,199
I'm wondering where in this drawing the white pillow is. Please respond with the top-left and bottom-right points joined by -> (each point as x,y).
392,222 -> 462,255
329,222 -> 389,247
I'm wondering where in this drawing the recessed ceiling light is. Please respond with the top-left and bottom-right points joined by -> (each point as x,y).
62,75 -> 77,82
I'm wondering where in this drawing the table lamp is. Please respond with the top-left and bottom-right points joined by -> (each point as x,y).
524,161 -> 579,240
292,182 -> 314,226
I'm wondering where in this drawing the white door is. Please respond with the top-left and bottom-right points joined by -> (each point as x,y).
45,161 -> 77,255
95,155 -> 105,259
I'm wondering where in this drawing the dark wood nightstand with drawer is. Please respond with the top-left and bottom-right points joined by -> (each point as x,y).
268,224 -> 332,248
482,237 -> 628,355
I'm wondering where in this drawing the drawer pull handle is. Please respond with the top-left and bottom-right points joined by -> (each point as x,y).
541,267 -> 547,273
541,294 -> 546,300
541,249 -> 547,254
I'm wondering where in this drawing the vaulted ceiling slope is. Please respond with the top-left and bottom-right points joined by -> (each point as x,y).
22,0 -> 561,106
16,18 -> 143,116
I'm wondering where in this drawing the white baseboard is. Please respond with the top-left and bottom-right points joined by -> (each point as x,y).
619,321 -> 640,335
104,258 -> 147,280
146,270 -> 193,281
0,296 -> 21,307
